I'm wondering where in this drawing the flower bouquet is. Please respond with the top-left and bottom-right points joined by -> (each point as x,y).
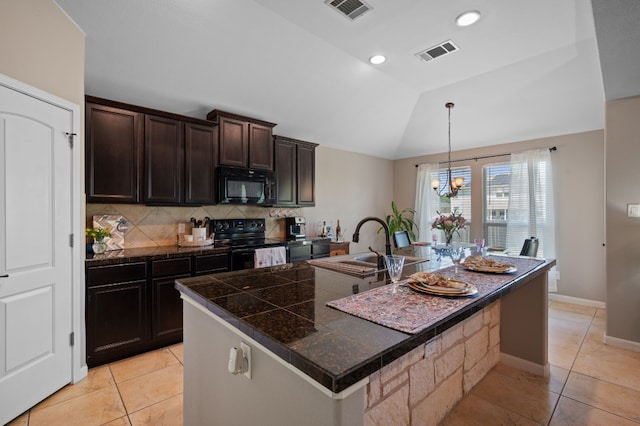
86,226 -> 112,242
431,209 -> 466,245
86,226 -> 112,254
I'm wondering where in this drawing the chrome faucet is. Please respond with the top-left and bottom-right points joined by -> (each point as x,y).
352,217 -> 392,258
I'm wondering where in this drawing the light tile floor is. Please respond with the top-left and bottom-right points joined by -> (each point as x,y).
7,301 -> 640,425
443,301 -> 640,425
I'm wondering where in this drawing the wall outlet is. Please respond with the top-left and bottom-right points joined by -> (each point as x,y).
241,342 -> 252,380
178,222 -> 186,233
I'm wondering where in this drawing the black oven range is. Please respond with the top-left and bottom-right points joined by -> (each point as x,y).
211,218 -> 287,271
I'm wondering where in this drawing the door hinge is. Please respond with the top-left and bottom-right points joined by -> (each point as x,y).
70,332 -> 75,346
69,233 -> 74,247
65,132 -> 76,148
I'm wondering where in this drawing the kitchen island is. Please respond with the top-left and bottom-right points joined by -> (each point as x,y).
175,253 -> 555,425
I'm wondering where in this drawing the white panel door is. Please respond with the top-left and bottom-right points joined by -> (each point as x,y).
0,83 -> 73,424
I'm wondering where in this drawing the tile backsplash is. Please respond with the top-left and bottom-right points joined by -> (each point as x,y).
86,204 -> 303,248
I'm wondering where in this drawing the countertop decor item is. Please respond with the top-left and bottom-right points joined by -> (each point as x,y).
431,208 -> 466,245
92,215 -> 126,251
86,226 -> 111,254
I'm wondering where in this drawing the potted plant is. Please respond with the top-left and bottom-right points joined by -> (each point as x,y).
379,201 -> 418,241
86,226 -> 111,254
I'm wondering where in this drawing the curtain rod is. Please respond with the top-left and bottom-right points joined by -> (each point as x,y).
414,146 -> 557,168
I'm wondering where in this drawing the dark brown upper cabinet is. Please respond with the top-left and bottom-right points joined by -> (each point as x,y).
207,110 -> 276,170
184,123 -> 218,205
273,135 -> 317,207
86,102 -> 144,203
85,96 -> 218,205
144,115 -> 184,204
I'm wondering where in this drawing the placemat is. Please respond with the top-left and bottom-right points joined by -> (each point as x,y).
326,256 -> 545,334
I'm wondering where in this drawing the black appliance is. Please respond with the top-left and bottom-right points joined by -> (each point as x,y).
211,218 -> 287,271
284,216 -> 306,240
287,238 -> 331,263
217,166 -> 276,205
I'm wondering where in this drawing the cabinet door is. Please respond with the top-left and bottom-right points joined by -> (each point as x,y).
86,280 -> 147,367
274,139 -> 297,205
249,123 -> 273,170
297,143 -> 316,206
86,102 -> 143,203
144,115 -> 184,204
151,274 -> 189,344
218,116 -> 248,168
185,122 -> 218,204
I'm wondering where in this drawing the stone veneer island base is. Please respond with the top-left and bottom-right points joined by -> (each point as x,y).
177,255 -> 553,425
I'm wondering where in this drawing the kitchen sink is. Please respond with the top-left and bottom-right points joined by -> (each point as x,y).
308,253 -> 427,277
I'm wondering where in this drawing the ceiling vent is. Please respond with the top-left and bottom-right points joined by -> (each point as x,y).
325,0 -> 373,21
415,40 -> 458,62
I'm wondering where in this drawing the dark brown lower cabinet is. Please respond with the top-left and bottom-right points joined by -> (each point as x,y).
150,257 -> 191,346
86,262 -> 148,367
86,253 -> 230,367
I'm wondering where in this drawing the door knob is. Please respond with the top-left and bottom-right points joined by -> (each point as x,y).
0,274 -> 8,278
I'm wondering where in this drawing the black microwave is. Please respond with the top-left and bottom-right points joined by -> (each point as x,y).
217,166 -> 276,205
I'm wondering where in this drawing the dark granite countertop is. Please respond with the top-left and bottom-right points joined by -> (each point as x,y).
175,254 -> 555,393
85,244 -> 230,267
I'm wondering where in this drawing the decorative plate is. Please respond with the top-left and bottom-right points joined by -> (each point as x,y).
407,279 -> 478,297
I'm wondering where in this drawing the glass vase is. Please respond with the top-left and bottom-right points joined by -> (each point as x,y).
444,231 -> 454,246
92,239 -> 107,254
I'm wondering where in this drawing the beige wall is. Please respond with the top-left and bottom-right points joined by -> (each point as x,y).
394,130 -> 606,303
303,146 -> 394,254
605,95 -> 640,344
0,0 -> 84,106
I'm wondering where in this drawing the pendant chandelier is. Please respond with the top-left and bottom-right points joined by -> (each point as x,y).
431,102 -> 464,198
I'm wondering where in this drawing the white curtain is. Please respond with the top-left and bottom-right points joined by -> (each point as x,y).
414,163 -> 441,243
506,149 -> 557,291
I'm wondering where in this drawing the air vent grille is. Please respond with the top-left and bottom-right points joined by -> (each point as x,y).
415,40 -> 458,62
325,0 -> 373,21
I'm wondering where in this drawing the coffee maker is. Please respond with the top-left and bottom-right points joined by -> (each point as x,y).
285,217 -> 306,240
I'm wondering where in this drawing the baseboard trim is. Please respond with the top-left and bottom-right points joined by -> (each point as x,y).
604,334 -> 640,352
499,353 -> 549,377
548,293 -> 606,309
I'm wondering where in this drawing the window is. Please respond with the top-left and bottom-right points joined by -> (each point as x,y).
483,157 -> 552,257
483,163 -> 510,249
431,166 -> 471,243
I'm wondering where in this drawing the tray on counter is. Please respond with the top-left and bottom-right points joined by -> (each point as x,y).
178,239 -> 214,247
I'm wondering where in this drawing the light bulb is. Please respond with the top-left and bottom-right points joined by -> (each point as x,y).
369,55 -> 386,65
456,10 -> 481,27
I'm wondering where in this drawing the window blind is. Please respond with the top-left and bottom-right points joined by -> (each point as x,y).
482,163 -> 511,249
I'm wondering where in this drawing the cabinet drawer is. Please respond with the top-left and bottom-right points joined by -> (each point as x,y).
152,257 -> 192,277
87,262 -> 147,287
195,253 -> 229,274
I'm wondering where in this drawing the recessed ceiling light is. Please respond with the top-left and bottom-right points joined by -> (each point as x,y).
369,55 -> 386,65
456,10 -> 481,27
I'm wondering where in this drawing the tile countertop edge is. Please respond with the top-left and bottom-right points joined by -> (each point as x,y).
179,290 -> 371,401
85,245 -> 230,266
175,258 -> 556,394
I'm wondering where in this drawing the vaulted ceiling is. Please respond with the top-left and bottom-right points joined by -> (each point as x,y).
55,0 -> 640,159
